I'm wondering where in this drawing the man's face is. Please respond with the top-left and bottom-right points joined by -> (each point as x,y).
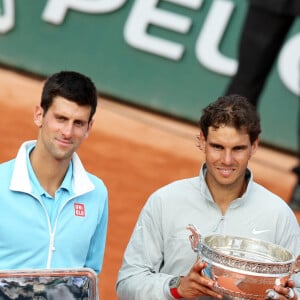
199,125 -> 258,189
34,96 -> 93,161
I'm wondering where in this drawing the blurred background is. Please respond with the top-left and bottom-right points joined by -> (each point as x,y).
0,0 -> 299,152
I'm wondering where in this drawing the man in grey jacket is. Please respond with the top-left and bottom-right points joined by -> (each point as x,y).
116,95 -> 300,300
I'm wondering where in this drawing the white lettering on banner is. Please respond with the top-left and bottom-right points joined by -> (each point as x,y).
42,0 -> 127,25
195,0 -> 237,76
0,0 -> 14,34
161,0 -> 203,8
0,0 -> 298,96
278,34 -> 300,96
124,0 -> 203,60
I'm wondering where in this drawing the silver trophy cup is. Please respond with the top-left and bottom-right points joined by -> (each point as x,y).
187,224 -> 298,300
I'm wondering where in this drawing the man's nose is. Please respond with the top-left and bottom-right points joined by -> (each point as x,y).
222,150 -> 233,164
61,123 -> 73,137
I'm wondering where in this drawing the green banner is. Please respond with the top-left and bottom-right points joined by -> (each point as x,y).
0,0 -> 299,152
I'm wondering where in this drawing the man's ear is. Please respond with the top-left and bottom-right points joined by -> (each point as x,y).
250,138 -> 259,156
33,105 -> 43,128
198,130 -> 206,150
84,119 -> 94,139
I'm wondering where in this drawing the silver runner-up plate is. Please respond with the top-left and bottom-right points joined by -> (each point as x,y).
0,268 -> 98,300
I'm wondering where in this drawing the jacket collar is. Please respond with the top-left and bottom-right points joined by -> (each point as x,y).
199,163 -> 253,203
10,140 -> 95,196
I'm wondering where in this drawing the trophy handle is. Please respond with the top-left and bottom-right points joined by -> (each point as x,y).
187,224 -> 202,254
186,224 -> 214,280
292,255 -> 300,274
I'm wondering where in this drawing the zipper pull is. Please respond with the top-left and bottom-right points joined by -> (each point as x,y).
50,233 -> 56,251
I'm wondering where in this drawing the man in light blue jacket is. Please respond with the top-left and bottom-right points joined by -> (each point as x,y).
0,71 -> 108,274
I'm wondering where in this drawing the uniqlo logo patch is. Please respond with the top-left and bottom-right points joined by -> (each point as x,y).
74,203 -> 85,217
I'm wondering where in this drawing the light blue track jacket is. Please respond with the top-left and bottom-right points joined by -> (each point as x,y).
0,141 -> 108,274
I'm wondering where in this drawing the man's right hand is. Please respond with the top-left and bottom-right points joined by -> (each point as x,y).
177,259 -> 223,299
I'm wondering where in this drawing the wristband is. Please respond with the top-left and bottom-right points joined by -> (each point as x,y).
169,276 -> 183,299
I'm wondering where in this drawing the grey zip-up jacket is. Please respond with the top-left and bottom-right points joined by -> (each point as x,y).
116,164 -> 300,300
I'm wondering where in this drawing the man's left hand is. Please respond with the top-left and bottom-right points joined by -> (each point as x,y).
266,279 -> 297,300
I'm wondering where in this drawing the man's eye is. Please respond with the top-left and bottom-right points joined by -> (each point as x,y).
234,147 -> 245,151
74,121 -> 84,127
213,145 -> 222,150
